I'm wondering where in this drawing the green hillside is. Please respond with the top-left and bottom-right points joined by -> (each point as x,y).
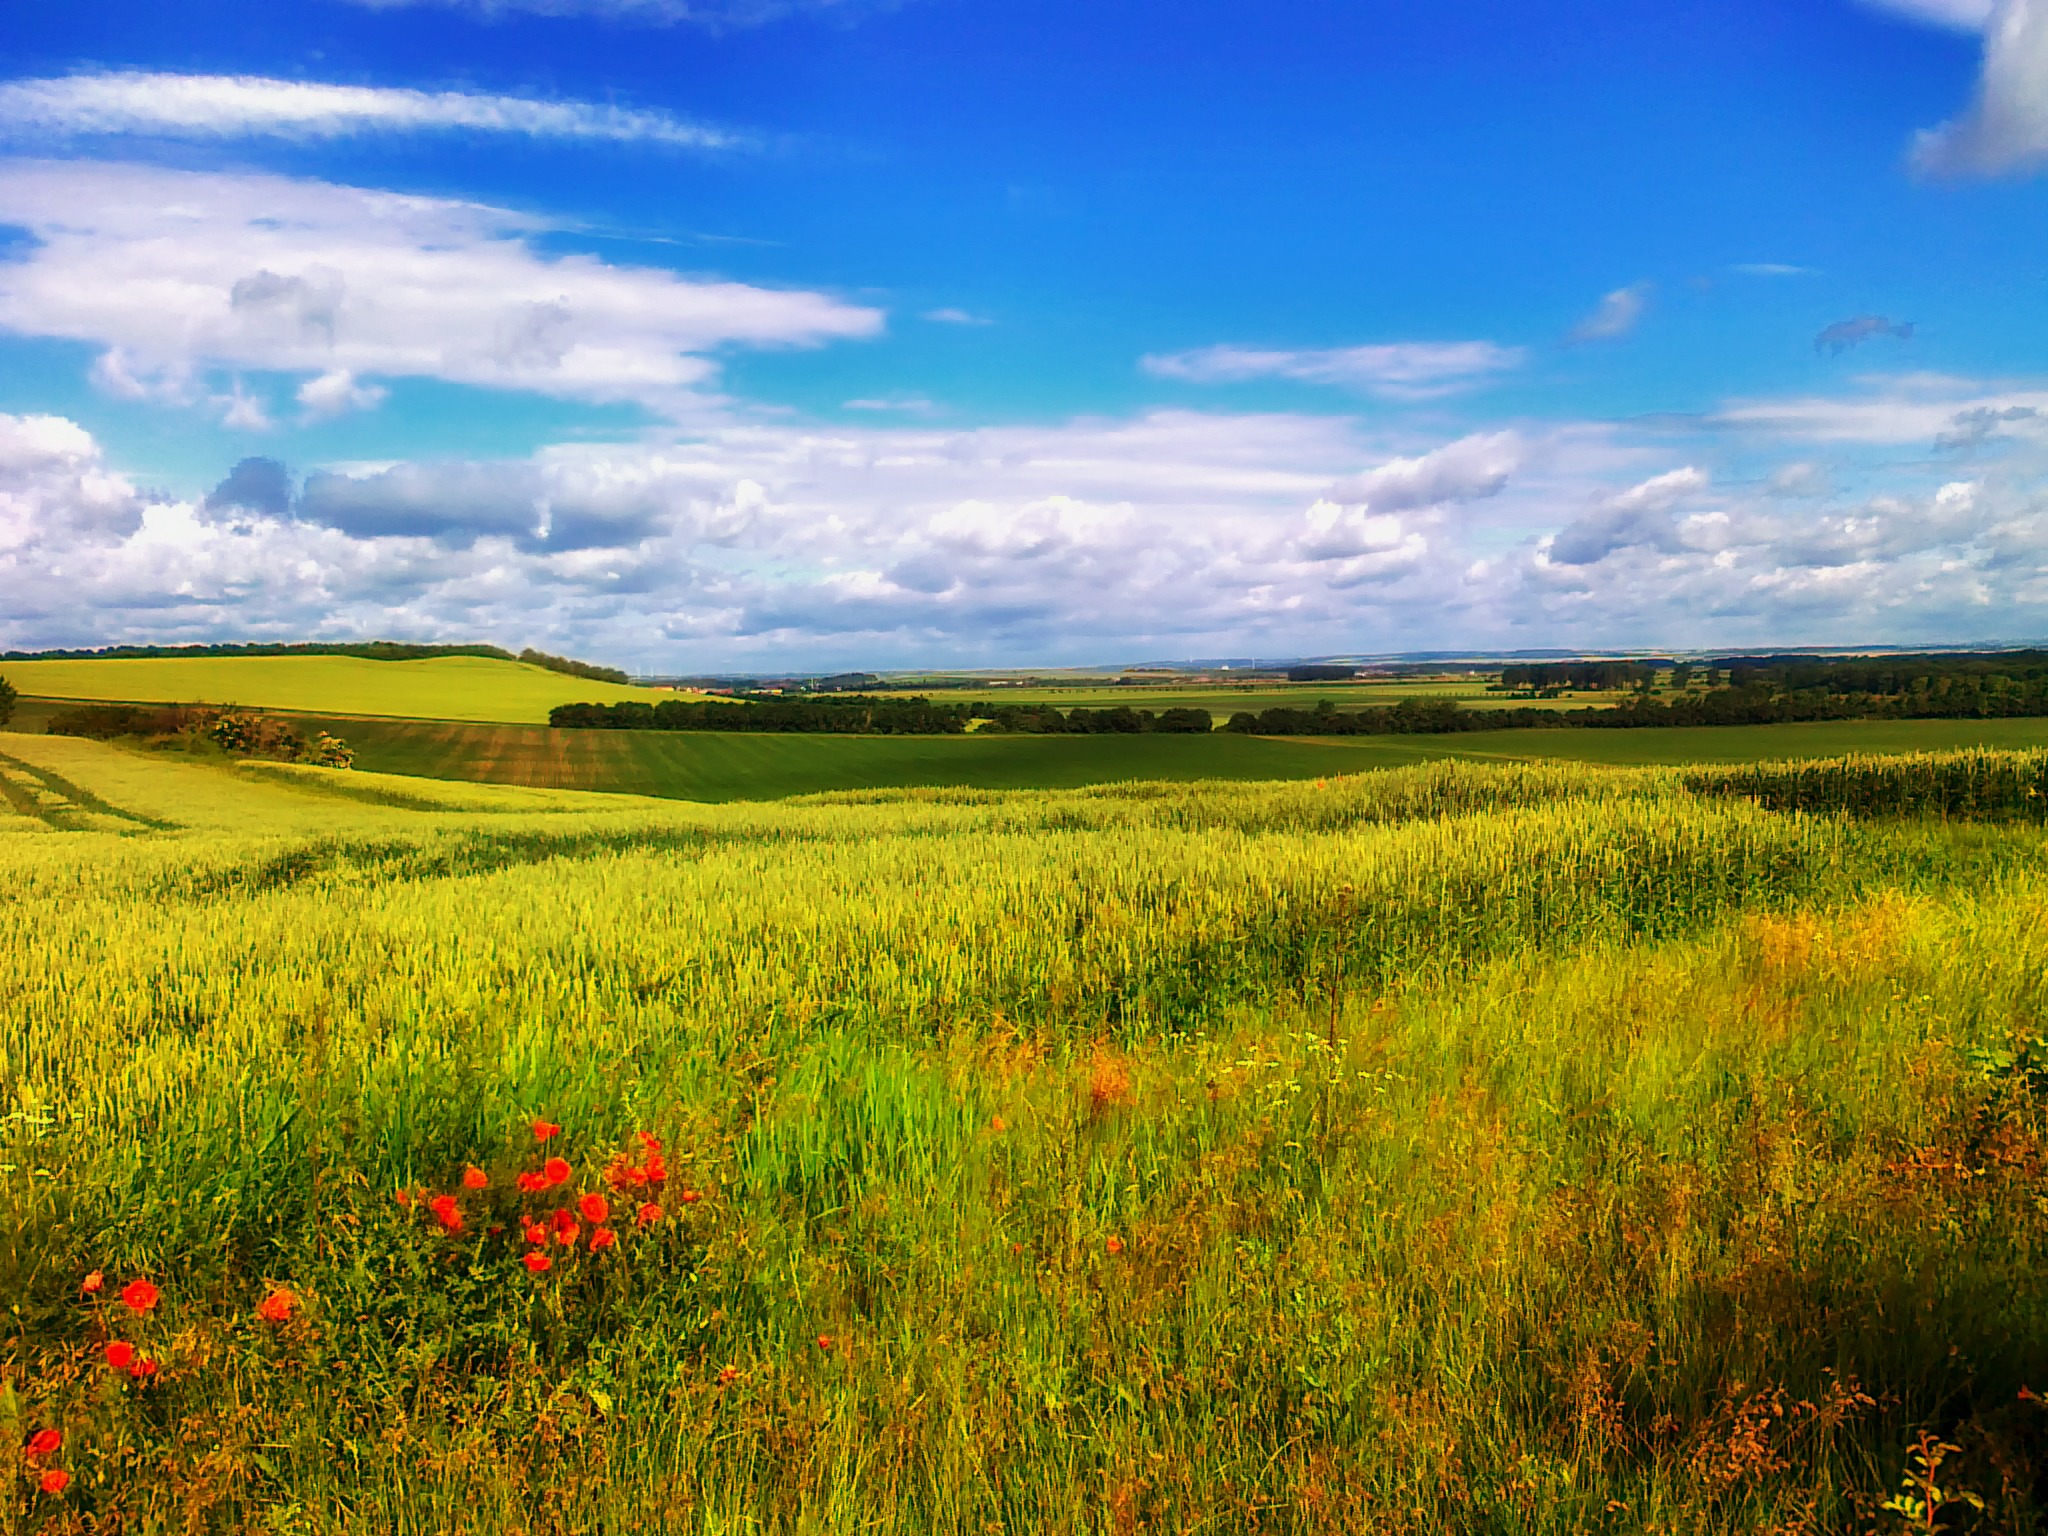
296,713 -> 2048,801
0,653 -> 687,725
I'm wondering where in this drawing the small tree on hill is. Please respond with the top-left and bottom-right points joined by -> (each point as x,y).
0,671 -> 15,729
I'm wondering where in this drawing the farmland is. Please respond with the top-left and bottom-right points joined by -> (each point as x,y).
0,654 -> 687,725
6,731 -> 2048,1531
225,711 -> 2048,801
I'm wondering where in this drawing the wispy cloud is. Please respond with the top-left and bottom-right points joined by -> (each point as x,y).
1814,315 -> 1915,355
1567,283 -> 1652,343
1854,0 -> 1995,31
1911,0 -> 2048,177
0,159 -> 881,418
922,308 -> 992,326
1731,262 -> 1819,278
341,0 -> 889,26
1140,341 -> 1524,399
0,72 -> 744,150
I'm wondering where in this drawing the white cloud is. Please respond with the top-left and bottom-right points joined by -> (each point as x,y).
1140,341 -> 1525,399
218,383 -> 276,432
5,394 -> 2047,664
297,369 -> 390,422
1731,263 -> 1819,277
1856,0 -> 1995,30
0,159 -> 881,417
1912,0 -> 2048,176
1711,377 -> 2048,444
922,308 -> 991,326
0,73 -> 742,149
1568,282 -> 1652,343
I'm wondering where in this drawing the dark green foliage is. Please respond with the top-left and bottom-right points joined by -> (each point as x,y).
0,669 -> 15,728
45,702 -> 352,766
1286,664 -> 1358,681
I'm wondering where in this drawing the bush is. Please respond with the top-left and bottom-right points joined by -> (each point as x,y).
44,703 -> 351,767
0,670 -> 16,729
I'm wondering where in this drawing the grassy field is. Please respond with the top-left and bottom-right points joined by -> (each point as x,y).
207,712 -> 2048,801
0,654 -> 689,725
6,733 -> 2048,1531
881,677 -> 1601,719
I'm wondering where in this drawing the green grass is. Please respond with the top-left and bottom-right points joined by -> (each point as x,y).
276,712 -> 2048,801
7,738 -> 2048,1530
883,676 -> 1601,718
0,654 -> 690,725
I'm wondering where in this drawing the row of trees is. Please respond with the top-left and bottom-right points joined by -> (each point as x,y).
549,696 -> 1222,735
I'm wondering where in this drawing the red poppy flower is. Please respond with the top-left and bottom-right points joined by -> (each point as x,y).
26,1429 -> 61,1458
1105,1235 -> 1125,1255
816,1334 -> 835,1353
257,1288 -> 297,1323
104,1341 -> 135,1369
531,1119 -> 561,1141
680,1187 -> 701,1205
516,1170 -> 546,1194
80,1270 -> 103,1296
395,1189 -> 413,1209
130,1357 -> 159,1380
603,1157 -> 641,1189
636,1202 -> 663,1226
120,1280 -> 159,1314
555,1221 -> 581,1248
38,1469 -> 69,1496
543,1156 -> 570,1186
429,1194 -> 464,1233
642,1154 -> 668,1185
522,1221 -> 547,1246
577,1192 -> 609,1224
716,1364 -> 739,1386
990,1115 -> 1007,1134
589,1226 -> 617,1251
636,1131 -> 662,1152
462,1166 -> 489,1190
523,1251 -> 552,1274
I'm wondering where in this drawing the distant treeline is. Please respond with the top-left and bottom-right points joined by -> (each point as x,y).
1,641 -> 630,686
550,697 -> 1217,735
1230,670 -> 2048,736
1498,661 -> 1672,690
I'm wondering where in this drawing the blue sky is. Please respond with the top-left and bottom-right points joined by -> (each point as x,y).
0,0 -> 2044,667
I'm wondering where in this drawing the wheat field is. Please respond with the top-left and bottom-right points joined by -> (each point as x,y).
5,735 -> 2048,1532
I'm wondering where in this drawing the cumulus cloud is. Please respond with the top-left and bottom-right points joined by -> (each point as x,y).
1567,283 -> 1652,343
206,458 -> 295,519
1140,341 -> 1524,399
1815,315 -> 1916,355
297,369 -> 389,422
0,73 -> 743,149
6,399 -> 2048,663
1546,467 -> 1708,566
0,159 -> 881,417
1912,0 -> 2048,176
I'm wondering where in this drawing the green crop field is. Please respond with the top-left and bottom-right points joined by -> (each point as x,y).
244,712 -> 2048,801
0,654 -> 689,725
877,676 -> 1602,720
8,732 -> 2048,1531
